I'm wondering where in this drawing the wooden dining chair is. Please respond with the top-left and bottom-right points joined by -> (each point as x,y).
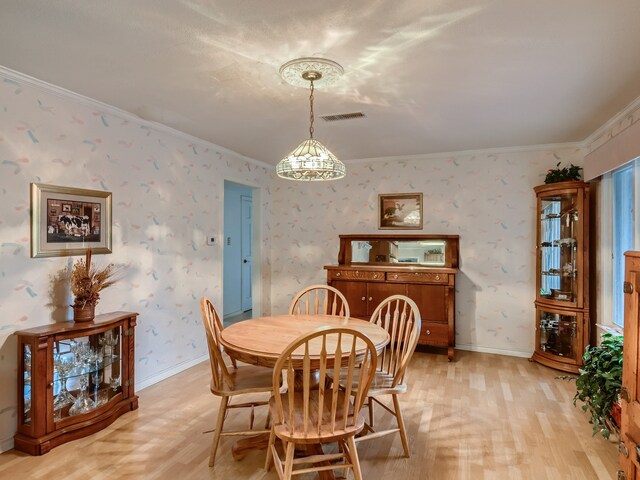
265,327 -> 377,480
200,297 -> 273,468
340,295 -> 421,457
288,284 -> 350,318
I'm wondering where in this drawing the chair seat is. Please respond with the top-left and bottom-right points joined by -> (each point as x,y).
338,368 -> 408,396
210,363 -> 273,396
269,389 -> 365,444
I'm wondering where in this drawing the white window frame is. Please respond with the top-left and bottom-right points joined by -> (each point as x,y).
597,158 -> 640,331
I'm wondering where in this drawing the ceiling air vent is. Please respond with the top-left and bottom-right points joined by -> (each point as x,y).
320,112 -> 366,122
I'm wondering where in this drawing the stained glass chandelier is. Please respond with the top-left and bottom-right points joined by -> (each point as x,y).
276,58 -> 346,181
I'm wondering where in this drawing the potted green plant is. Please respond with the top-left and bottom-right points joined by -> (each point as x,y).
559,333 -> 623,439
544,162 -> 583,184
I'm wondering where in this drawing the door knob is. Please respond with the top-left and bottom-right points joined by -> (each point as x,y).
243,259 -> 248,263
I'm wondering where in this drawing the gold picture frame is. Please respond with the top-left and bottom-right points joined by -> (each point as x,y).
378,192 -> 423,230
30,183 -> 112,258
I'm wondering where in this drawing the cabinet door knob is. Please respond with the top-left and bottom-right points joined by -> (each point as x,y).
368,297 -> 373,302
361,297 -> 366,301
426,330 -> 431,335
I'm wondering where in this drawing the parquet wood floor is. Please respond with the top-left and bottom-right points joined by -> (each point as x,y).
0,350 -> 618,479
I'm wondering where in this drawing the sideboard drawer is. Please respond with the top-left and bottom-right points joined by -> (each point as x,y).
329,269 -> 384,281
387,271 -> 448,284
419,322 -> 449,346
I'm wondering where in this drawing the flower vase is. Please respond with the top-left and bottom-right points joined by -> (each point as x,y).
73,304 -> 95,322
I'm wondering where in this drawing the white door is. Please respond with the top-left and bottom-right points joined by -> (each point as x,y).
241,195 -> 252,312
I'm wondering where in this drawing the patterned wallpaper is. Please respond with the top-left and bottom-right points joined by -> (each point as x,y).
270,148 -> 585,355
0,70 -> 272,447
0,65 -> 591,450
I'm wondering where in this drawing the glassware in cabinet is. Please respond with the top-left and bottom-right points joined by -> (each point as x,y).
51,326 -> 124,422
538,191 -> 579,304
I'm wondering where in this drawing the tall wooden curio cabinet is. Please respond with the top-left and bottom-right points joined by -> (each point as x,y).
531,181 -> 589,374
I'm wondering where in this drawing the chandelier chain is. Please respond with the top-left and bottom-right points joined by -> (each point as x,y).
309,80 -> 315,139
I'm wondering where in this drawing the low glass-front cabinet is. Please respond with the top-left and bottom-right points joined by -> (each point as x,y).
531,181 -> 589,373
15,312 -> 138,455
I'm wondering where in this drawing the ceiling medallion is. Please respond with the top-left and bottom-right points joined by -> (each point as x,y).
276,57 -> 346,181
279,57 -> 344,89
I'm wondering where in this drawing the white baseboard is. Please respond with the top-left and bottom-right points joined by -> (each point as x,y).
135,354 -> 209,392
0,435 -> 14,454
455,344 -> 532,358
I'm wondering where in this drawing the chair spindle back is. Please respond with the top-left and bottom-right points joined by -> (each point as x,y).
288,285 -> 350,318
369,295 -> 421,387
272,327 -> 376,437
200,297 -> 234,391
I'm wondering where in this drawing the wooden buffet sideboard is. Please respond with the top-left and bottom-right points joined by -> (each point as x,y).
14,311 -> 138,455
325,234 -> 459,361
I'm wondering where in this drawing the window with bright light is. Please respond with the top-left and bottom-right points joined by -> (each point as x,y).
610,163 -> 635,326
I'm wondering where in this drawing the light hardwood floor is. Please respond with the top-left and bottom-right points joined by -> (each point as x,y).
0,350 -> 618,479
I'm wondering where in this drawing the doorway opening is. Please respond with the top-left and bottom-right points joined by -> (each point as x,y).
223,181 -> 256,325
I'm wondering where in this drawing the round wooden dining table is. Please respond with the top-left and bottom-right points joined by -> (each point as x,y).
220,314 -> 390,368
219,314 -> 389,478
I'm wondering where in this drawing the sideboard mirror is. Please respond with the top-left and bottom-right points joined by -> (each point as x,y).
338,234 -> 459,269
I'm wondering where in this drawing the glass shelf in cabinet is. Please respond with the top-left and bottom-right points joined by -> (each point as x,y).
56,355 -> 121,381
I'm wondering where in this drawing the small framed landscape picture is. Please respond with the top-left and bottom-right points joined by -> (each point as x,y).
30,183 -> 112,258
378,192 -> 423,230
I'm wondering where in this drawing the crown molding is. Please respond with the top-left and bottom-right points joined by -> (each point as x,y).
0,65 -> 272,171
345,141 -> 586,165
583,93 -> 640,151
5,64 -> 640,168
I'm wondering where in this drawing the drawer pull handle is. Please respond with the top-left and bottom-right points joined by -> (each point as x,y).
393,274 -> 398,279
361,297 -> 366,301
368,297 -> 373,302
619,441 -> 629,458
426,330 -> 431,335
336,272 -> 341,277
435,275 -> 440,280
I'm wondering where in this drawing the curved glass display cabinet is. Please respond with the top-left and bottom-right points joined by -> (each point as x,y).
15,312 -> 138,455
531,181 -> 589,373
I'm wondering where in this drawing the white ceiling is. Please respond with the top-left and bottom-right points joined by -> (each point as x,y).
1,1 -> 640,164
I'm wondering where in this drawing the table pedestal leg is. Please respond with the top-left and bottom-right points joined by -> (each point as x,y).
231,432 -> 271,461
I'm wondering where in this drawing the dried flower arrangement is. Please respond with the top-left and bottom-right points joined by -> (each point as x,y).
70,249 -> 118,320
544,162 -> 583,184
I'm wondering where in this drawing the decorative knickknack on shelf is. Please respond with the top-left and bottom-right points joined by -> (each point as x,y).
70,249 -> 117,322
